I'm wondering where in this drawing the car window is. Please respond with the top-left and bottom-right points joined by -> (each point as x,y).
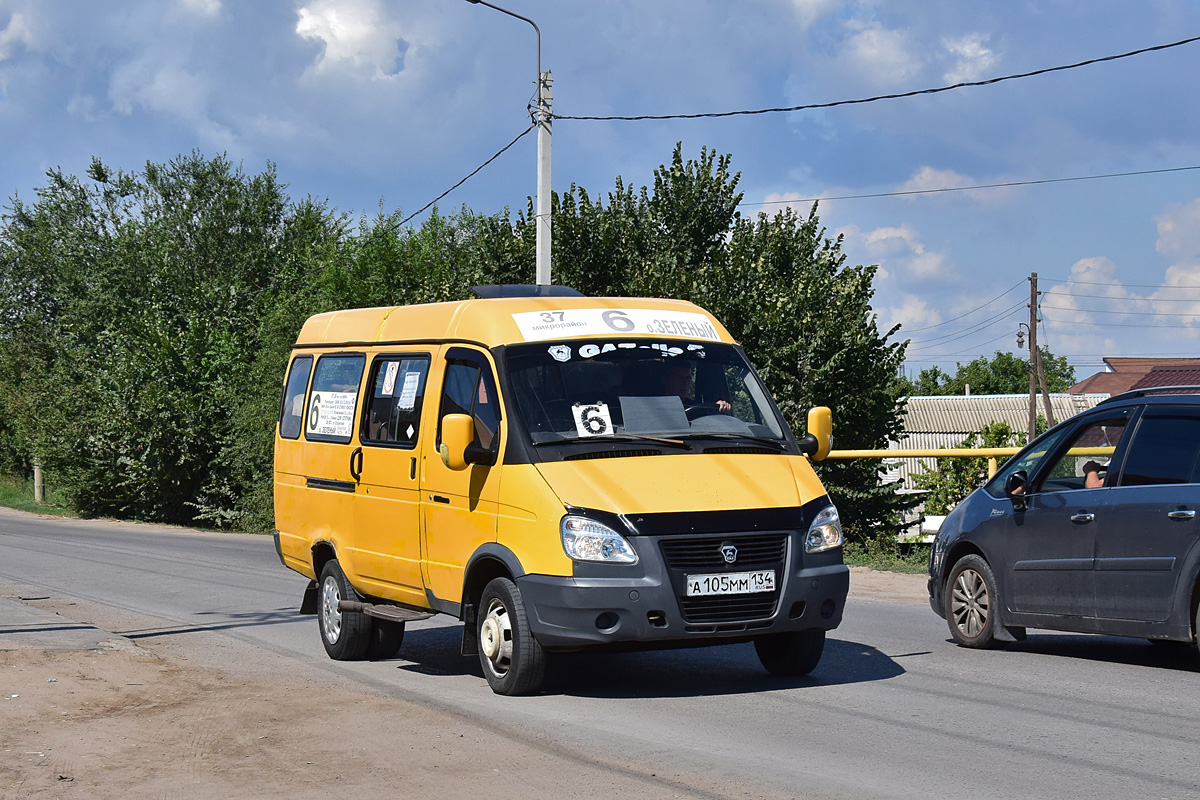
437,350 -> 501,453
1037,417 -> 1127,493
985,424 -> 1074,495
361,355 -> 429,448
278,355 -> 312,440
305,354 -> 366,443
1118,412 -> 1200,486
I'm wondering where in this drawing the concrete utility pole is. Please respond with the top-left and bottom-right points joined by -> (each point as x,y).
535,70 -> 552,286
1027,273 -> 1039,442
464,0 -> 552,285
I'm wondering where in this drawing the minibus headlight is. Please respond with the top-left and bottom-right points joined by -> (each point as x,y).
561,516 -> 638,564
805,505 -> 844,553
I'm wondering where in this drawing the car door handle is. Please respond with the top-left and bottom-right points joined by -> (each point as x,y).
1070,512 -> 1095,524
349,447 -> 363,483
431,494 -> 450,504
1168,509 -> 1196,520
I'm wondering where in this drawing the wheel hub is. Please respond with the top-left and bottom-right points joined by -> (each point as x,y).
480,598 -> 514,676
321,576 -> 342,644
481,617 -> 502,659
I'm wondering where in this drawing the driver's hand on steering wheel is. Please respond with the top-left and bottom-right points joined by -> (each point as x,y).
717,399 -> 731,412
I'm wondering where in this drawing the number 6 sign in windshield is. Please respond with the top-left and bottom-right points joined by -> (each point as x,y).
512,307 -> 721,342
572,403 -> 614,437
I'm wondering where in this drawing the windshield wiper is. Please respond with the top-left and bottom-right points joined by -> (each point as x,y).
533,433 -> 692,449
675,433 -> 788,451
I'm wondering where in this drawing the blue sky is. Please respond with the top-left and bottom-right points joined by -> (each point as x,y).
2,0 -> 1199,383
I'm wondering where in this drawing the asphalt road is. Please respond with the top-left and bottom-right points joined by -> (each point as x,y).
2,509 -> 1198,800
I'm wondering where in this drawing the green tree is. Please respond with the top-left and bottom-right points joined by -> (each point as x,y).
911,421 -> 1024,514
907,348 -> 1074,396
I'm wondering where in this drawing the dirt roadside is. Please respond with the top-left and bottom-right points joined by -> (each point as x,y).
1,509 -> 925,799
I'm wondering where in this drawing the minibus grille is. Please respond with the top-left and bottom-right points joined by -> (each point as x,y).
659,533 -> 787,570
659,533 -> 788,625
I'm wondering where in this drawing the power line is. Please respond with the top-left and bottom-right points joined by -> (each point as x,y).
905,305 -> 1025,349
1046,277 -> 1200,290
1042,303 -> 1200,317
397,124 -> 536,227
250,125 -> 537,296
1047,290 -> 1200,302
743,165 -> 1200,206
554,34 -> 1200,122
906,300 -> 1026,349
1043,318 -> 1196,329
900,279 -> 1026,333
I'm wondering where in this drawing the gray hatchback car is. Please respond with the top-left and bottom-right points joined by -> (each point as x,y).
928,386 -> 1200,652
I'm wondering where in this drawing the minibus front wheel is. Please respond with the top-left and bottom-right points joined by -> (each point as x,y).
318,560 -> 372,661
477,577 -> 546,695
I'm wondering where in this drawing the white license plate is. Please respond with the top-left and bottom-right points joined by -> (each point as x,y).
686,570 -> 775,597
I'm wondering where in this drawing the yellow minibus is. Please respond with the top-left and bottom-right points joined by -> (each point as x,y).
273,285 -> 846,694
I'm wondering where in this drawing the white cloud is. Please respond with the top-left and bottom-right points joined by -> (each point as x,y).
789,0 -> 841,30
837,20 -> 920,86
0,12 -> 33,60
1042,255 -> 1200,357
941,33 -> 996,83
1155,198 -> 1200,265
896,166 -> 1015,205
851,223 -> 952,280
179,0 -> 221,18
107,59 -> 235,148
296,0 -> 406,80
884,293 -> 942,332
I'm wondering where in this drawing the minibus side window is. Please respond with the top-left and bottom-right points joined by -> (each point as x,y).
279,355 -> 313,440
437,355 -> 501,453
361,355 -> 429,448
305,354 -> 366,443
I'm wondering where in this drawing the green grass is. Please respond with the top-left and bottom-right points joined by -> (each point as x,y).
0,474 -> 75,517
843,536 -> 930,574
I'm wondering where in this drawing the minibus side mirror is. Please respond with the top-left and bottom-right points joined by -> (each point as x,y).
1004,470 -> 1028,512
439,414 -> 474,471
798,406 -> 833,461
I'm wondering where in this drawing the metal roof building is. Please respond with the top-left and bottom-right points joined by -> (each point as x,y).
888,393 -> 1110,488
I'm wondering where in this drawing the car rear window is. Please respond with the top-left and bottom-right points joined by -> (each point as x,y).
1119,413 -> 1200,486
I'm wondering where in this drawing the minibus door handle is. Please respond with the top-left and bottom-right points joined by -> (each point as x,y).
349,447 -> 363,483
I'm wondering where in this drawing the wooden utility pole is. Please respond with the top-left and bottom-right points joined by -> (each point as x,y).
1026,272 -> 1057,432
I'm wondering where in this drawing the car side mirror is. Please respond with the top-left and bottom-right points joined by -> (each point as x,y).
1005,470 -> 1028,512
798,406 -> 833,461
439,414 -> 474,471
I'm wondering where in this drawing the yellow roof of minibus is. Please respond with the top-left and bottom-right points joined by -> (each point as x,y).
294,296 -> 737,349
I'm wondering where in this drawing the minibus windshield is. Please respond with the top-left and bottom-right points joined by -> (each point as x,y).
505,340 -> 787,445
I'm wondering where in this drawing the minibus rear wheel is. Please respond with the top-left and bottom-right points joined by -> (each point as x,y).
477,577 -> 546,695
754,630 -> 825,676
318,560 -> 372,660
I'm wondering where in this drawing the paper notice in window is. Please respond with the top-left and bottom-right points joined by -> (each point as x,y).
306,391 -> 357,438
398,372 -> 420,410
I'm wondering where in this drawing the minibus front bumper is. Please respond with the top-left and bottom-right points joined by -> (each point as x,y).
516,539 -> 848,650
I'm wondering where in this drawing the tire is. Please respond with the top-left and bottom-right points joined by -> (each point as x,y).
366,620 -> 405,660
477,577 -> 546,696
945,554 -> 999,648
317,560 -> 372,661
754,630 -> 826,676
